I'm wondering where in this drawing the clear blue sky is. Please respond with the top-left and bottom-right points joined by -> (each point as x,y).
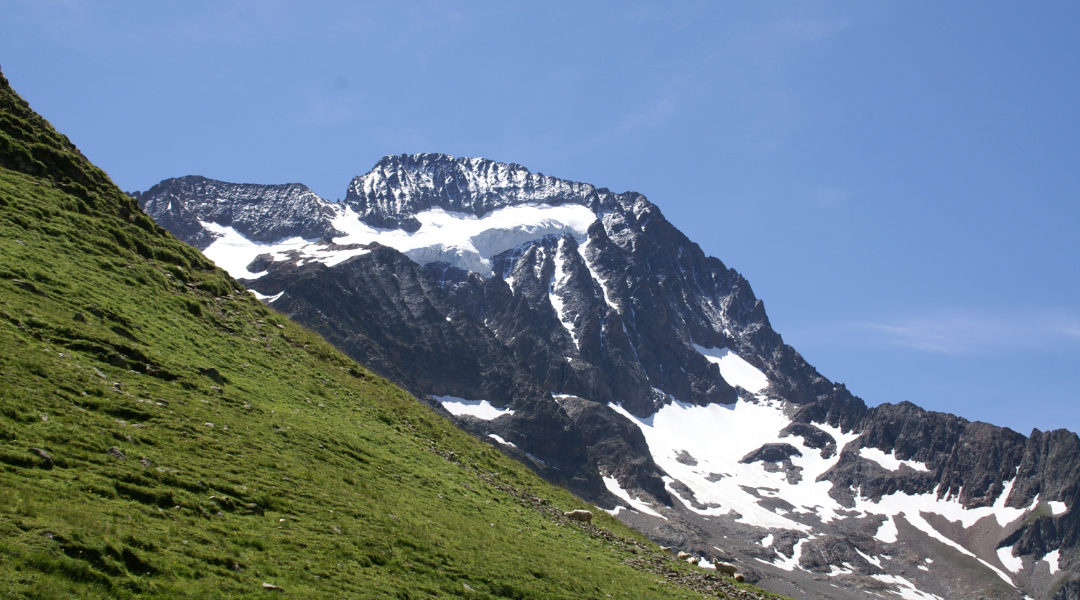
3,1 -> 1078,434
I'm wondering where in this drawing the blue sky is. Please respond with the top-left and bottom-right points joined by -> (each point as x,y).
3,1 -> 1078,434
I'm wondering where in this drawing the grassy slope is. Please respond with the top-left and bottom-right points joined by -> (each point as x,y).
0,73 -> 784,599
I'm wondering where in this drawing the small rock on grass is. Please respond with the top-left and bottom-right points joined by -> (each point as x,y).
28,447 -> 53,468
261,582 -> 284,592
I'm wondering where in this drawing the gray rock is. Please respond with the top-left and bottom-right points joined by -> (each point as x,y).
739,443 -> 802,464
28,447 -> 53,468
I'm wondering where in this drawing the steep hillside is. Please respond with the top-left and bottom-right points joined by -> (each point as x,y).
0,72 -> 783,599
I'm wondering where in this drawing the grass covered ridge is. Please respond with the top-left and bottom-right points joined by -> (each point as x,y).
0,71 -> 787,599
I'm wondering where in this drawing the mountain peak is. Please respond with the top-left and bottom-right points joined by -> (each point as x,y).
345,153 -> 599,230
134,175 -> 337,249
138,147 -> 1080,599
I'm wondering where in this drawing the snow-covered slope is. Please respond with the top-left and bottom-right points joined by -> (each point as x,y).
199,203 -> 598,279
138,154 -> 1080,600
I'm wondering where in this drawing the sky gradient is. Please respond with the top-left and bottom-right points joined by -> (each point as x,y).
3,1 -> 1078,434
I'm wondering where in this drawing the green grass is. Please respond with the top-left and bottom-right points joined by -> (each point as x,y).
0,71 -> 788,599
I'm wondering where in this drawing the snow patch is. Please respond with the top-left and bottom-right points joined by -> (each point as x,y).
608,389 -> 1042,590
251,290 -> 284,302
610,397 -> 859,531
870,574 -> 944,600
772,537 -> 807,571
692,344 -> 769,393
488,433 -> 515,448
854,471 -> 1033,532
1048,500 -> 1068,516
855,547 -> 883,569
549,238 -> 580,348
577,236 -> 619,311
602,476 -> 667,519
1043,549 -> 1060,574
827,563 -> 855,576
434,396 -> 514,420
997,545 -> 1023,573
859,447 -> 930,472
875,511 -> 1018,588
199,222 -> 307,279
334,203 -> 597,275
198,203 -> 598,280
875,515 -> 899,543
760,533 -> 775,548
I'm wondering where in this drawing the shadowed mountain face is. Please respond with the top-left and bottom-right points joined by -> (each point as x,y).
140,153 -> 1080,600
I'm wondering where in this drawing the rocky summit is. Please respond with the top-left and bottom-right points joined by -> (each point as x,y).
139,153 -> 1080,600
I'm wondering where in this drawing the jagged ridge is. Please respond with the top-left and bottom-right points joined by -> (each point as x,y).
345,153 -> 600,230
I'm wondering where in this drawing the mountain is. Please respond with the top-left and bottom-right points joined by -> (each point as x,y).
138,152 -> 1080,600
0,71 -> 787,599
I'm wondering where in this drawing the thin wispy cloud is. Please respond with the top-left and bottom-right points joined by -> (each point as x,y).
858,311 -> 1080,355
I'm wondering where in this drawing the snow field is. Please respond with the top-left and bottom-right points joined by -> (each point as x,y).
607,390 -> 1050,592
1042,549 -> 1060,574
200,202 -> 599,280
692,344 -> 770,394
609,396 -> 860,532
875,515 -> 899,543
771,537 -> 808,571
858,447 -> 929,472
997,545 -> 1023,573
851,485 -> 1030,587
200,221 -> 311,279
601,476 -> 666,519
434,396 -> 514,420
487,433 -> 515,448
870,574 -> 945,600
250,290 -> 284,302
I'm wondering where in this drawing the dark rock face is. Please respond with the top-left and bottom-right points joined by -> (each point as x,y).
1000,428 -> 1080,557
740,443 -> 802,464
252,246 -> 526,404
247,244 -> 613,502
812,399 -> 1080,516
134,176 -> 338,249
140,153 -> 1079,600
344,153 -> 600,230
1054,580 -> 1080,600
557,395 -> 672,506
780,422 -> 837,457
436,230 -> 739,418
